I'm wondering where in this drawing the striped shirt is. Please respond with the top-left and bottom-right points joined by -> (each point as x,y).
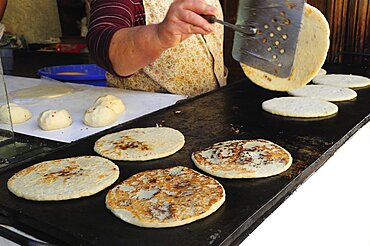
86,0 -> 146,76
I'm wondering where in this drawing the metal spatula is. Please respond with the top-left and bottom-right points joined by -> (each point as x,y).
204,0 -> 305,78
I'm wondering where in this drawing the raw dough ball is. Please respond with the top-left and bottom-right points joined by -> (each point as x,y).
83,105 -> 117,127
38,109 -> 73,131
0,103 -> 32,124
94,94 -> 125,114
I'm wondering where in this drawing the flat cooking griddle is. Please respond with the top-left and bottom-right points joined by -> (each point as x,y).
0,64 -> 369,245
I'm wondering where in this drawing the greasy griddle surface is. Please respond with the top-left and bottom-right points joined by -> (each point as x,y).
0,64 -> 369,245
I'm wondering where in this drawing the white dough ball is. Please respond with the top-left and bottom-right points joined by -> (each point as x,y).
83,104 -> 117,127
0,103 -> 32,124
38,109 -> 73,131
94,94 -> 125,114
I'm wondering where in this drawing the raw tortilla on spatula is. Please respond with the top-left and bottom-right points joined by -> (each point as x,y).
241,4 -> 330,91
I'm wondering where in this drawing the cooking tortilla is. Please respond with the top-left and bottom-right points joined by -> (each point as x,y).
240,4 -> 330,91
94,127 -> 185,161
106,166 -> 225,228
288,84 -> 357,101
262,97 -> 338,118
312,74 -> 370,88
7,156 -> 119,201
316,68 -> 327,76
192,139 -> 292,178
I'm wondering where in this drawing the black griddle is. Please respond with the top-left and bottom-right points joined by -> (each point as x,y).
0,64 -> 369,245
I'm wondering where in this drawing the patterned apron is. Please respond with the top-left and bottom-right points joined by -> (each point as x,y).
106,0 -> 227,97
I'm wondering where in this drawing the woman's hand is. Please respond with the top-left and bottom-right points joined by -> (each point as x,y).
156,0 -> 218,49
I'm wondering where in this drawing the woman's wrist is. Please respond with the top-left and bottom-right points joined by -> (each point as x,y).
109,25 -> 167,76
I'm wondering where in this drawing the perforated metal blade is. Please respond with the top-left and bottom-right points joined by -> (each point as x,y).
231,0 -> 305,78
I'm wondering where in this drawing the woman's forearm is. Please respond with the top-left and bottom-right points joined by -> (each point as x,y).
109,24 -> 166,77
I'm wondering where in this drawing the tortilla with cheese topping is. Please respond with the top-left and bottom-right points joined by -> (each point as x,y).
192,139 -> 292,178
106,166 -> 225,228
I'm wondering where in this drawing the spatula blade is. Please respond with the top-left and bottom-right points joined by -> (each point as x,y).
232,0 -> 305,78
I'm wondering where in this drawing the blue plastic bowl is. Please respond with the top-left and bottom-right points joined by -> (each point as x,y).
38,64 -> 107,87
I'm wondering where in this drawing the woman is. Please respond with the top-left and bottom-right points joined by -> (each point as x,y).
86,0 -> 227,96
0,0 -> 6,21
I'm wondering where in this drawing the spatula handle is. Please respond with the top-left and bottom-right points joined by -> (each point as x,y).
201,15 -> 256,36
201,15 -> 217,23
